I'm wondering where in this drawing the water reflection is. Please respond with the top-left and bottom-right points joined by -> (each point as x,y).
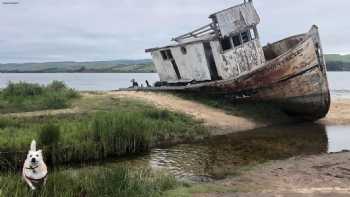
127,123 -> 330,181
117,123 -> 350,182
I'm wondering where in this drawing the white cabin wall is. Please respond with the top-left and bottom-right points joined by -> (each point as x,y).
171,43 -> 211,81
210,39 -> 266,80
215,3 -> 260,37
151,51 -> 178,82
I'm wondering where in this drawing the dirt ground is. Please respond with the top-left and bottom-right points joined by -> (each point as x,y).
110,91 -> 263,135
195,152 -> 350,197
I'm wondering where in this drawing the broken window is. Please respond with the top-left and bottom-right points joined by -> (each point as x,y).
160,49 -> 173,60
232,35 -> 242,47
241,31 -> 251,43
220,37 -> 232,51
161,51 -> 167,60
181,46 -> 187,55
250,29 -> 256,40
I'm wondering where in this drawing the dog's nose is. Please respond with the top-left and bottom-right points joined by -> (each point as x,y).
31,158 -> 36,163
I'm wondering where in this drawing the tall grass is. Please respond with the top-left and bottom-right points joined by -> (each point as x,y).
0,81 -> 79,113
0,100 -> 206,171
0,166 -> 179,197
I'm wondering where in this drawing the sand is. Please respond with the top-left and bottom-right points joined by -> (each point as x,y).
319,98 -> 350,125
109,91 -> 262,135
196,152 -> 350,197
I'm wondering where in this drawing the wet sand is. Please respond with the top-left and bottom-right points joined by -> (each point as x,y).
197,152 -> 350,197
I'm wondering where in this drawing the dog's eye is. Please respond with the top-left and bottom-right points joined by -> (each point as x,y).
36,154 -> 39,157
29,155 -> 32,157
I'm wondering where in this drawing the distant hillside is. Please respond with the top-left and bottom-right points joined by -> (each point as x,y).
0,55 -> 349,73
325,54 -> 350,71
0,59 -> 156,73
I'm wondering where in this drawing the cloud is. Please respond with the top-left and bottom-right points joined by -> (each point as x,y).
0,0 -> 348,63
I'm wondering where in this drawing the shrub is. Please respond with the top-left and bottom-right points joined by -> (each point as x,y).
43,93 -> 69,109
46,81 -> 67,91
2,82 -> 43,98
0,81 -> 79,113
38,123 -> 61,165
39,124 -> 61,146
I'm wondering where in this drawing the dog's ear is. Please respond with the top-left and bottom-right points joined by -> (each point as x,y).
30,140 -> 36,151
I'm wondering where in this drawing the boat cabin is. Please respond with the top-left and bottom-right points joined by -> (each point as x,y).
146,0 -> 266,84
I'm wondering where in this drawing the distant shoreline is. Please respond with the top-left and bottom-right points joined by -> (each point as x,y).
0,70 -> 348,74
0,71 -> 157,73
0,56 -> 349,73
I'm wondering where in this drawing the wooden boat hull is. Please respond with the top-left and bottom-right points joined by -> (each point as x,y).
126,26 -> 331,121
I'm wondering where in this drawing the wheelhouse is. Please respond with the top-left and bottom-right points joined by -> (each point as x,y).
146,0 -> 266,84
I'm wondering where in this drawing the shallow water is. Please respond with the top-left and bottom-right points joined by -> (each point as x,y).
328,72 -> 350,98
0,72 -> 349,96
0,73 -> 159,91
117,123 -> 350,182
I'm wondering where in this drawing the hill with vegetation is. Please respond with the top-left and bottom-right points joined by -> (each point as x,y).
0,59 -> 156,73
0,55 -> 349,73
325,54 -> 350,71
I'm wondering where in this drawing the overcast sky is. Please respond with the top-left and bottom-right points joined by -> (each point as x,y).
0,0 -> 349,63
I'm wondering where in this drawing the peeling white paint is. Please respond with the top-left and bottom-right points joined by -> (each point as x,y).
211,39 -> 265,80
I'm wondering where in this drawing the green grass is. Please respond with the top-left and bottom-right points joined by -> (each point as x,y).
0,166 -> 179,197
0,98 -> 207,171
0,81 -> 79,113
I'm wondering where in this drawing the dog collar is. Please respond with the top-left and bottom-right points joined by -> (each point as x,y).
26,166 -> 39,170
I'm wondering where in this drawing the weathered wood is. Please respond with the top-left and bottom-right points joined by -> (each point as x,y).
210,2 -> 260,37
131,26 -> 331,120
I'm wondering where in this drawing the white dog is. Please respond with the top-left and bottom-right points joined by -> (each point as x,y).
22,140 -> 48,190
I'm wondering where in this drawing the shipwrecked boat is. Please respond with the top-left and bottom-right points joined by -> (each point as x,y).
139,0 -> 331,120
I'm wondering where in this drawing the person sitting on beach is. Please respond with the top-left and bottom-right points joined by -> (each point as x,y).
145,80 -> 151,87
131,79 -> 139,88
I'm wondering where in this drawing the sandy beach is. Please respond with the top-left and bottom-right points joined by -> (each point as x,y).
319,98 -> 350,125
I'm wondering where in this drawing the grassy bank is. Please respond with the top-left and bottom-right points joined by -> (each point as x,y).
0,166 -> 179,197
0,81 -> 79,113
0,96 -> 206,171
